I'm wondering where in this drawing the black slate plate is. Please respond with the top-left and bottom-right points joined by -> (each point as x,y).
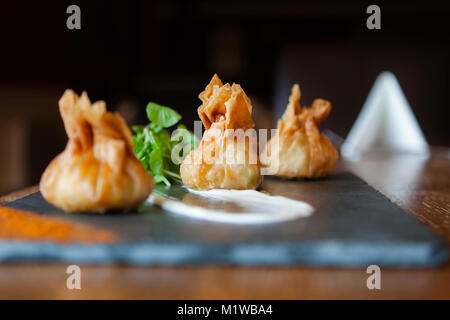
2,172 -> 448,266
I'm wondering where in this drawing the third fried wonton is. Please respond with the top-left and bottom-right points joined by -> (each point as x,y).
261,84 -> 338,178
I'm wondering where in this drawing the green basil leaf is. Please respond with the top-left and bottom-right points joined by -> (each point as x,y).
146,102 -> 181,128
149,149 -> 163,176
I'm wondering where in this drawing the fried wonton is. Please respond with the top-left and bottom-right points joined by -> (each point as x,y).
261,84 -> 338,178
40,90 -> 154,212
180,74 -> 262,190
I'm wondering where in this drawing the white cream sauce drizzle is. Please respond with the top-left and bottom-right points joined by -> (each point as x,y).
148,189 -> 313,224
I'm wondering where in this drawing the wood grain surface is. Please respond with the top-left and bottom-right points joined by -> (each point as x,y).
0,149 -> 449,299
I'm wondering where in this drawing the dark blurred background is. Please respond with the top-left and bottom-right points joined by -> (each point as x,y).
0,0 -> 449,193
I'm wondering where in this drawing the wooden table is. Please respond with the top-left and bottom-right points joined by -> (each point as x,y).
0,149 -> 449,299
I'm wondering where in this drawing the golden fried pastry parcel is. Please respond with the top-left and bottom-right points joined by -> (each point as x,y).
261,84 -> 338,178
40,90 -> 154,212
180,74 -> 262,190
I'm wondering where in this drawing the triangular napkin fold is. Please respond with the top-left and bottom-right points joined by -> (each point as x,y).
341,72 -> 429,159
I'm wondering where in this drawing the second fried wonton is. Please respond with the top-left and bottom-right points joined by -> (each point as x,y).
180,74 -> 262,190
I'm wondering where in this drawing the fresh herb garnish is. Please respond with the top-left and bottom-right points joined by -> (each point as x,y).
146,102 -> 182,128
132,102 -> 197,186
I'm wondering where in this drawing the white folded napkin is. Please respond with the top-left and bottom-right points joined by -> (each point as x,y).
341,72 -> 429,160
